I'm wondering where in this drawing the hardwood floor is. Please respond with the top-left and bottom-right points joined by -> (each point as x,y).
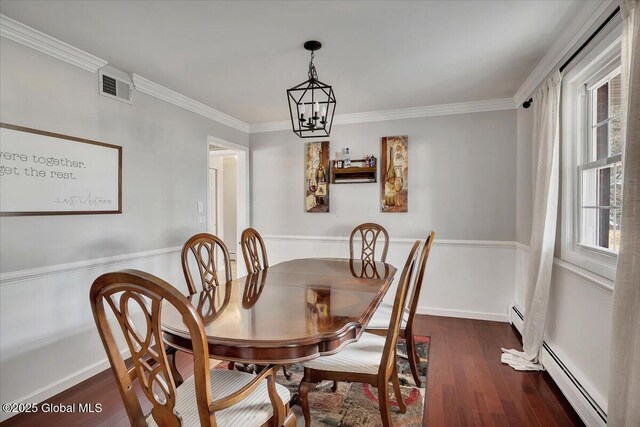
1,315 -> 584,427
419,315 -> 583,427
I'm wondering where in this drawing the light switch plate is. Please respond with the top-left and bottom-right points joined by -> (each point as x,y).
197,201 -> 204,213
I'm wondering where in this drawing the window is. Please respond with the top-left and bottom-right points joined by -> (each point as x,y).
579,69 -> 623,253
561,25 -> 622,281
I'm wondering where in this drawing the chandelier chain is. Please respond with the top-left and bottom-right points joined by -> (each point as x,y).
308,51 -> 318,80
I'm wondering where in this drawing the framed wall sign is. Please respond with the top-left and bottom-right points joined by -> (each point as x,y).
381,135 -> 408,212
0,123 -> 122,216
304,140 -> 330,212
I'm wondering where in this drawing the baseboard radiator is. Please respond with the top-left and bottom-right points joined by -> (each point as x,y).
509,305 -> 607,427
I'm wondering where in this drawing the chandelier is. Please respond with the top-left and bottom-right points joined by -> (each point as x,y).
287,41 -> 336,138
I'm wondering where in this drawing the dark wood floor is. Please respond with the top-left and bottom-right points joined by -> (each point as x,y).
1,315 -> 584,427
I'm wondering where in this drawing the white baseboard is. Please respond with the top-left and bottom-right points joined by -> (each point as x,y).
508,304 -> 607,427
417,306 -> 509,322
0,246 -> 185,422
0,349 -> 130,422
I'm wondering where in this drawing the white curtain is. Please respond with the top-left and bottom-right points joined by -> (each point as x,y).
502,71 -> 562,371
608,0 -> 640,425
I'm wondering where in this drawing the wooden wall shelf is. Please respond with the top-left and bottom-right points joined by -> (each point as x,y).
331,160 -> 377,184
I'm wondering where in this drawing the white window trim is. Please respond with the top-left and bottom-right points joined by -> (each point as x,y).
561,23 -> 622,281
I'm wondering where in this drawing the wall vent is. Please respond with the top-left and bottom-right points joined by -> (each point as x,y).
98,67 -> 132,104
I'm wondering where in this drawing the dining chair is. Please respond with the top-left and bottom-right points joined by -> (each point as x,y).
350,223 -> 390,263
298,240 -> 422,427
241,228 -> 269,274
181,233 -> 232,295
176,233 -> 233,380
90,269 -> 295,427
366,231 -> 435,387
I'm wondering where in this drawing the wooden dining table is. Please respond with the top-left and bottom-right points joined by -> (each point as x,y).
161,258 -> 397,365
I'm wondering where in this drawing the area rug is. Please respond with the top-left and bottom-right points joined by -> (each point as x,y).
214,335 -> 429,426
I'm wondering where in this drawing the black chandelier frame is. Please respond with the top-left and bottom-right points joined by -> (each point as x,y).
287,41 -> 336,138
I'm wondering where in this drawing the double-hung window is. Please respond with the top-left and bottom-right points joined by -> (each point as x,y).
561,26 -> 622,281
580,68 -> 623,253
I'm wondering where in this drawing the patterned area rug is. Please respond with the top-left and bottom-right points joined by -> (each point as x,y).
214,336 -> 430,426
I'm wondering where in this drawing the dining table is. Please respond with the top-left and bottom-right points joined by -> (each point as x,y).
161,258 -> 397,365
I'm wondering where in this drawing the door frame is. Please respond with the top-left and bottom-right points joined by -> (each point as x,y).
206,135 -> 250,277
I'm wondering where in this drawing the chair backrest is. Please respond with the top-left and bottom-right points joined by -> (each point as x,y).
349,223 -> 390,263
241,228 -> 269,274
379,241 -> 421,378
181,233 -> 232,295
90,269 -> 214,427
404,231 -> 435,335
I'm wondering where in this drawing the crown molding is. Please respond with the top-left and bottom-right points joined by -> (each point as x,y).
513,0 -> 615,105
0,14 -> 250,133
249,98 -> 516,134
0,14 -> 107,73
131,74 -> 250,133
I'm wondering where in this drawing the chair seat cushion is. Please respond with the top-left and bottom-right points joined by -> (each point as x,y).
147,368 -> 290,427
366,302 -> 409,330
302,332 -> 386,374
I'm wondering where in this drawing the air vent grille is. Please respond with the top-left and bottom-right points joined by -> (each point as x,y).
102,75 -> 117,96
98,69 -> 132,104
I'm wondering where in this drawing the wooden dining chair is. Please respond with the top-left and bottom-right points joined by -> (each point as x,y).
181,233 -> 232,295
298,240 -> 421,427
90,269 -> 295,427
350,223 -> 390,263
366,231 -> 435,387
241,228 -> 269,274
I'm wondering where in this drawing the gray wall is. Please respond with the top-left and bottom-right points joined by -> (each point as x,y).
0,38 -> 249,272
250,110 -> 517,240
516,107 -> 534,245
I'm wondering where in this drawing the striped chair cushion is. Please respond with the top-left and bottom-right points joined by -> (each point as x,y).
302,332 -> 386,374
146,368 -> 290,427
366,302 -> 410,330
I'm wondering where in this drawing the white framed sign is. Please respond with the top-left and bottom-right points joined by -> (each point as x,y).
0,123 -> 122,216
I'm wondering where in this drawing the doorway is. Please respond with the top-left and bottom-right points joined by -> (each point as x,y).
207,136 -> 249,277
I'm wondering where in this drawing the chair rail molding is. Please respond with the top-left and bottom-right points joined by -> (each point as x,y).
262,234 -> 517,249
513,0 -> 615,105
0,14 -> 107,73
0,246 -> 181,286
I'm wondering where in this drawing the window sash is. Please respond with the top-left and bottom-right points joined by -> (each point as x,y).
579,153 -> 622,171
578,70 -> 622,253
592,112 -> 622,128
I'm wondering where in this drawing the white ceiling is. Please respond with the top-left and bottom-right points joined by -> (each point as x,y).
0,0 -> 592,124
